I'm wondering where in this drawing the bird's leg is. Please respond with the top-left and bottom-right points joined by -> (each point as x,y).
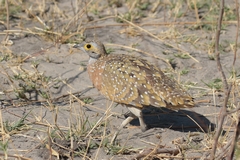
128,106 -> 148,131
111,106 -> 147,144
111,115 -> 135,144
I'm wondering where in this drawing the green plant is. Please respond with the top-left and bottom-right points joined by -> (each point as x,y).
116,12 -> 132,23
208,54 -> 215,60
202,78 -> 222,90
4,110 -> 31,134
137,2 -> 150,10
174,53 -> 190,59
83,97 -> 93,104
106,48 -> 115,55
0,140 -> 8,159
180,68 -> 189,75
104,142 -> 133,155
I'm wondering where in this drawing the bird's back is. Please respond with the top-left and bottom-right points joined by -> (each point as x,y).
88,54 -> 194,109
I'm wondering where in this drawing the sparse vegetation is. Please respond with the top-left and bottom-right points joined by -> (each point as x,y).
203,78 -> 223,91
3,111 -> 30,134
180,68 -> 189,75
0,0 -> 239,159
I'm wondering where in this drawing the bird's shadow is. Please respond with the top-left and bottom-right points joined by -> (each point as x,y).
128,107 -> 215,133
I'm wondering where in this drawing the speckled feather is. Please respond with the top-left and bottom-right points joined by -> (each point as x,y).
82,40 -> 194,109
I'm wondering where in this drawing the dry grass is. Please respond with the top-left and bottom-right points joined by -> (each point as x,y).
0,0 -> 239,159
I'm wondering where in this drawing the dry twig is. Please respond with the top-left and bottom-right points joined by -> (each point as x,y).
227,2 -> 240,157
210,0 -> 240,158
210,0 -> 232,159
228,115 -> 240,159
132,147 -> 180,160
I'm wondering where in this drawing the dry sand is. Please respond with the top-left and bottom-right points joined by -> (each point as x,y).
0,0 -> 239,159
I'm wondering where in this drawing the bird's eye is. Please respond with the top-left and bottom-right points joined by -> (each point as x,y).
86,44 -> 92,49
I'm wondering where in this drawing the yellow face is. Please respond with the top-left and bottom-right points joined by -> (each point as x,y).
81,42 -> 102,59
74,40 -> 107,59
84,43 -> 94,51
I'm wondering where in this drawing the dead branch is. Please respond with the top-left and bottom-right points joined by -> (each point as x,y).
232,0 -> 239,66
228,114 -> 240,159
210,0 -> 232,159
227,1 -> 240,157
226,0 -> 240,158
132,147 -> 180,160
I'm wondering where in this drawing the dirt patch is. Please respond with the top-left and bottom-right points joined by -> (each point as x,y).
0,0 -> 240,159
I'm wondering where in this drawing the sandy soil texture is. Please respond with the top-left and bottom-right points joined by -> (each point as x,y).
0,0 -> 240,159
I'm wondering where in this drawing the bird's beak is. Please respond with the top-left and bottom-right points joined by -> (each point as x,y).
73,43 -> 81,49
73,43 -> 86,54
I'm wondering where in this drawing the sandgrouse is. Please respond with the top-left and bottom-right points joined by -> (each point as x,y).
73,40 -> 194,143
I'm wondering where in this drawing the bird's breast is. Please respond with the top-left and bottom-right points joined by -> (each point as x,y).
87,61 -> 105,91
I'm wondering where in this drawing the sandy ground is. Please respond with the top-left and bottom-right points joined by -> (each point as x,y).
0,0 -> 240,159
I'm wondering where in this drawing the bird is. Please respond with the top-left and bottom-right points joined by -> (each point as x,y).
73,40 -> 194,143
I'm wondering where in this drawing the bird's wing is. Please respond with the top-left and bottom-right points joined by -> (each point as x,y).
100,55 -> 167,108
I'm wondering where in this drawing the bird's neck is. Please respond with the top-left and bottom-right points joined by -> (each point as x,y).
88,57 -> 98,64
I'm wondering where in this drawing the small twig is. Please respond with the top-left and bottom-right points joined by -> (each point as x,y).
182,110 -> 208,133
215,138 -> 232,159
214,1 -> 228,91
34,27 -> 61,35
227,113 -> 240,159
0,153 -> 31,160
213,0 -> 239,159
3,0 -> 9,44
133,147 -> 181,160
210,0 -> 231,159
232,0 -> 239,66
70,0 -> 76,16
192,0 -> 200,23
5,0 -> 9,30
227,105 -> 240,114
64,0 -> 94,32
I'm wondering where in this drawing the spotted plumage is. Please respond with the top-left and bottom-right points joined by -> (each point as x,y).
74,40 -> 194,143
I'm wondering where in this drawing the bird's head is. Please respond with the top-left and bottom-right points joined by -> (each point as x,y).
73,40 -> 107,60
